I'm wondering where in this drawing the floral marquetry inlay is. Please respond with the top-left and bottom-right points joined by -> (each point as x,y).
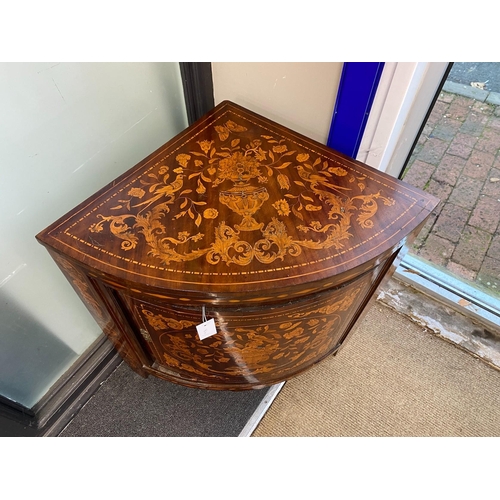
38,100 -> 435,295
84,112 -> 398,274
132,277 -> 367,384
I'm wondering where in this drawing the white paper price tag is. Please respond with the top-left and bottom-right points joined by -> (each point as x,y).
196,318 -> 217,340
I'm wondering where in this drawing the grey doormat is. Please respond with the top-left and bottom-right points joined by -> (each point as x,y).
59,362 -> 268,437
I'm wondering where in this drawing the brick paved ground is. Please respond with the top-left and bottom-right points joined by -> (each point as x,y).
401,90 -> 500,298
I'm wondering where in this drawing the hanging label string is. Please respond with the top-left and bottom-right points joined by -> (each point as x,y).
197,305 -> 217,341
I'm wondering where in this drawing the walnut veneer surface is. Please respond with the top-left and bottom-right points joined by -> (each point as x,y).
37,101 -> 439,390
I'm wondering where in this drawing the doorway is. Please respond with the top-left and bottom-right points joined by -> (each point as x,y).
399,62 -> 500,321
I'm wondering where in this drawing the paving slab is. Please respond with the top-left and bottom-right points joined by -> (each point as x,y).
452,226 -> 492,272
486,93 -> 500,106
448,176 -> 483,210
431,203 -> 469,243
478,257 -> 500,291
469,196 -> 500,233
443,81 -> 487,102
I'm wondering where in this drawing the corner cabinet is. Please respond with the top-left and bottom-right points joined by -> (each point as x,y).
36,101 -> 439,390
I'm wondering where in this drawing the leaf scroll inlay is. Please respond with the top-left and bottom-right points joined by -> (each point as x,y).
87,116 -> 396,268
137,283 -> 364,379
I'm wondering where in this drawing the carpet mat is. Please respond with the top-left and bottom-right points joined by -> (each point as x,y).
59,362 -> 267,437
252,304 -> 500,437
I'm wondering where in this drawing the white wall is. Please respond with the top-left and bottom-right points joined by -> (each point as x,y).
212,62 -> 343,144
0,62 -> 187,406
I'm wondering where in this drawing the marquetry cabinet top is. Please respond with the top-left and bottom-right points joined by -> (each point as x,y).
37,101 -> 438,298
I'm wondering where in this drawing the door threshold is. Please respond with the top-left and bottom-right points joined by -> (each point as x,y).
239,382 -> 285,437
396,254 -> 500,332
378,255 -> 500,371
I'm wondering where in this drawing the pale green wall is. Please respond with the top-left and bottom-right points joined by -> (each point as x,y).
0,62 -> 187,407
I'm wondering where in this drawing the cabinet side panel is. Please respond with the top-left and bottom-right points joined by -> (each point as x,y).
48,250 -> 147,377
335,246 -> 404,355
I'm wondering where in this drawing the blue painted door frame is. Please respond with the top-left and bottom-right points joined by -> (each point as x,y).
327,62 -> 385,158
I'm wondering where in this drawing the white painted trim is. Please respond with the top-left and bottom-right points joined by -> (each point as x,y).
357,62 -> 449,177
356,62 -> 399,168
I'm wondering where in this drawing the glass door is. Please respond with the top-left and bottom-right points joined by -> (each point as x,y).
399,62 -> 500,324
